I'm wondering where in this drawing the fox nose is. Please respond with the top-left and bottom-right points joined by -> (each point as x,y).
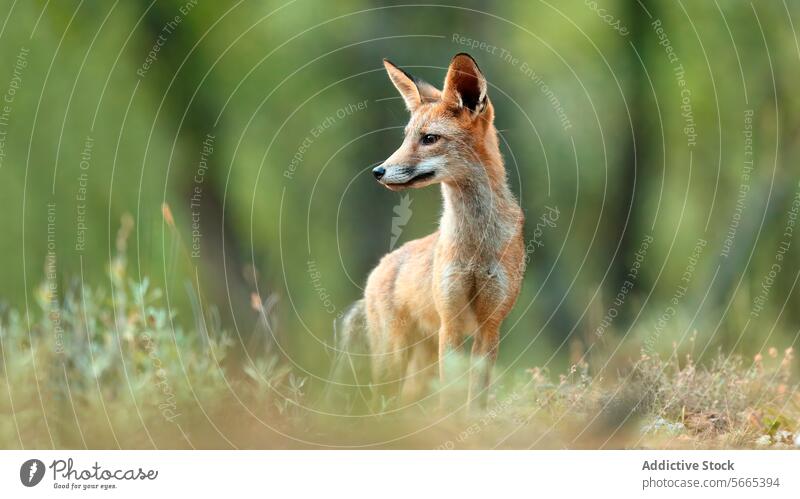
372,166 -> 386,180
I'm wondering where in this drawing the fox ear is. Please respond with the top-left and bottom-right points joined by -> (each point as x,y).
442,53 -> 487,115
383,59 -> 441,112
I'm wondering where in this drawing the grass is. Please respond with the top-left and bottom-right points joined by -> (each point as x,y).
1,216 -> 798,449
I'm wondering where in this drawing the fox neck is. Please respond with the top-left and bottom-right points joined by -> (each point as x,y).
439,148 -> 517,260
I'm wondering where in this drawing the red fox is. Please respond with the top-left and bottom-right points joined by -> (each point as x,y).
339,53 -> 525,411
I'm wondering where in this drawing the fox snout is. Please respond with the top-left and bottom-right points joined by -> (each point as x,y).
372,161 -> 438,191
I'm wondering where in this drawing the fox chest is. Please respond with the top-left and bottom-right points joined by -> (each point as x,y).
433,258 -> 510,312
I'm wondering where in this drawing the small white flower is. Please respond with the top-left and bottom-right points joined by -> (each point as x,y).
775,430 -> 792,443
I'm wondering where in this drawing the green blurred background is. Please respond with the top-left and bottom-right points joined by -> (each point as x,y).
2,0 -> 799,385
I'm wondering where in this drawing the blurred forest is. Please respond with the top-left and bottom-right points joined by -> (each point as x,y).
1,0 -> 799,388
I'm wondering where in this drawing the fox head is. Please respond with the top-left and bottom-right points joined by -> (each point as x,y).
373,53 -> 498,191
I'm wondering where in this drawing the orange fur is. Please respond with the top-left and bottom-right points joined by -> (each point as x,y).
363,54 -> 525,409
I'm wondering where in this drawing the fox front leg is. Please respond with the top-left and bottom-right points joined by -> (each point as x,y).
468,325 -> 499,411
433,262 -> 475,409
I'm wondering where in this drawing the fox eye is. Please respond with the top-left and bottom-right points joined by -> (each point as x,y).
420,133 -> 440,145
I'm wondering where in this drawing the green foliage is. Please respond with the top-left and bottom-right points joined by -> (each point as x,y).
0,224 -> 304,448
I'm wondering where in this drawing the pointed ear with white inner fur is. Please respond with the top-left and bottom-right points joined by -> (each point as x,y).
442,53 -> 488,115
383,59 -> 441,112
